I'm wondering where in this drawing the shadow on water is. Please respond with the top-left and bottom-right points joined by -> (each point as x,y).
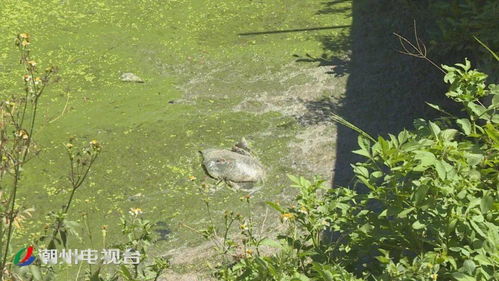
311,0 -> 454,187
238,25 -> 351,36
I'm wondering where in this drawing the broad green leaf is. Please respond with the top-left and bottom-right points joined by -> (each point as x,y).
429,121 -> 441,137
473,254 -> 492,266
464,152 -> 484,166
352,148 -> 371,158
467,102 -> 489,119
414,150 -> 436,168
439,129 -> 458,141
451,272 -> 475,281
412,220 -> 426,230
414,185 -> 429,206
462,259 -> 476,275
359,223 -> 373,234
353,166 -> 369,178
377,136 -> 389,154
398,207 -> 414,219
456,118 -> 472,135
469,220 -> 487,239
447,218 -> 458,235
434,160 -> 447,180
480,193 -> 494,214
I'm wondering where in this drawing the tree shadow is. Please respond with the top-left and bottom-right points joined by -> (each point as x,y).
294,33 -> 351,77
296,96 -> 340,126
316,0 -> 352,17
302,0 -> 454,187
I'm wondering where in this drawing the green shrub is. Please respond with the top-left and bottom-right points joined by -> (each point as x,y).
405,0 -> 499,77
214,60 -> 499,280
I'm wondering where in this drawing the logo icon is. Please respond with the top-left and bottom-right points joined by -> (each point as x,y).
13,246 -> 36,266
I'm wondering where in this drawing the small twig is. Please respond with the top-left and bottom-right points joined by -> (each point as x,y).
393,20 -> 446,74
48,91 -> 70,124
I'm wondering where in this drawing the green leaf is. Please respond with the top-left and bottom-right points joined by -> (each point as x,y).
414,185 -> 429,206
480,193 -> 494,214
359,223 -> 373,234
434,160 -> 447,180
464,152 -> 484,166
290,273 -> 310,281
414,150 -> 436,169
266,201 -> 284,213
473,254 -> 492,266
451,272 -> 475,281
456,118 -> 472,135
447,218 -> 458,235
412,220 -> 426,230
429,121 -> 441,137
462,259 -> 476,275
397,207 -> 414,219
259,238 -> 282,249
467,102 -> 489,119
469,220 -> 487,239
439,129 -> 458,141
353,166 -> 369,178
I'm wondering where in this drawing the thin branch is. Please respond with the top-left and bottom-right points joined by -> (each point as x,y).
393,21 -> 446,74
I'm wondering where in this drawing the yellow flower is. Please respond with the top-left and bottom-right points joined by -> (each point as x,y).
19,33 -> 29,39
16,129 -> 29,140
239,223 -> 248,230
188,175 -> 196,181
89,140 -> 101,150
281,213 -> 294,221
66,143 -> 73,149
27,60 -> 36,67
21,40 -> 30,47
129,208 -> 143,216
245,249 -> 253,256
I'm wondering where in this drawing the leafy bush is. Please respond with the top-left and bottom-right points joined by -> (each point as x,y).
213,60 -> 499,280
429,0 -> 498,58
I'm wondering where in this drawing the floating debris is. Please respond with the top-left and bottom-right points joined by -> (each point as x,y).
120,72 -> 144,83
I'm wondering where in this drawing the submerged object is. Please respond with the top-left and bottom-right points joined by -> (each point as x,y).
200,139 -> 265,189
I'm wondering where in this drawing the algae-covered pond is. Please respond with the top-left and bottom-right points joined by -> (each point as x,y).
0,0 -> 351,278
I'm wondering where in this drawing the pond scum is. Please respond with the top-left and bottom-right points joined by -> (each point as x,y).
0,0 -> 497,280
